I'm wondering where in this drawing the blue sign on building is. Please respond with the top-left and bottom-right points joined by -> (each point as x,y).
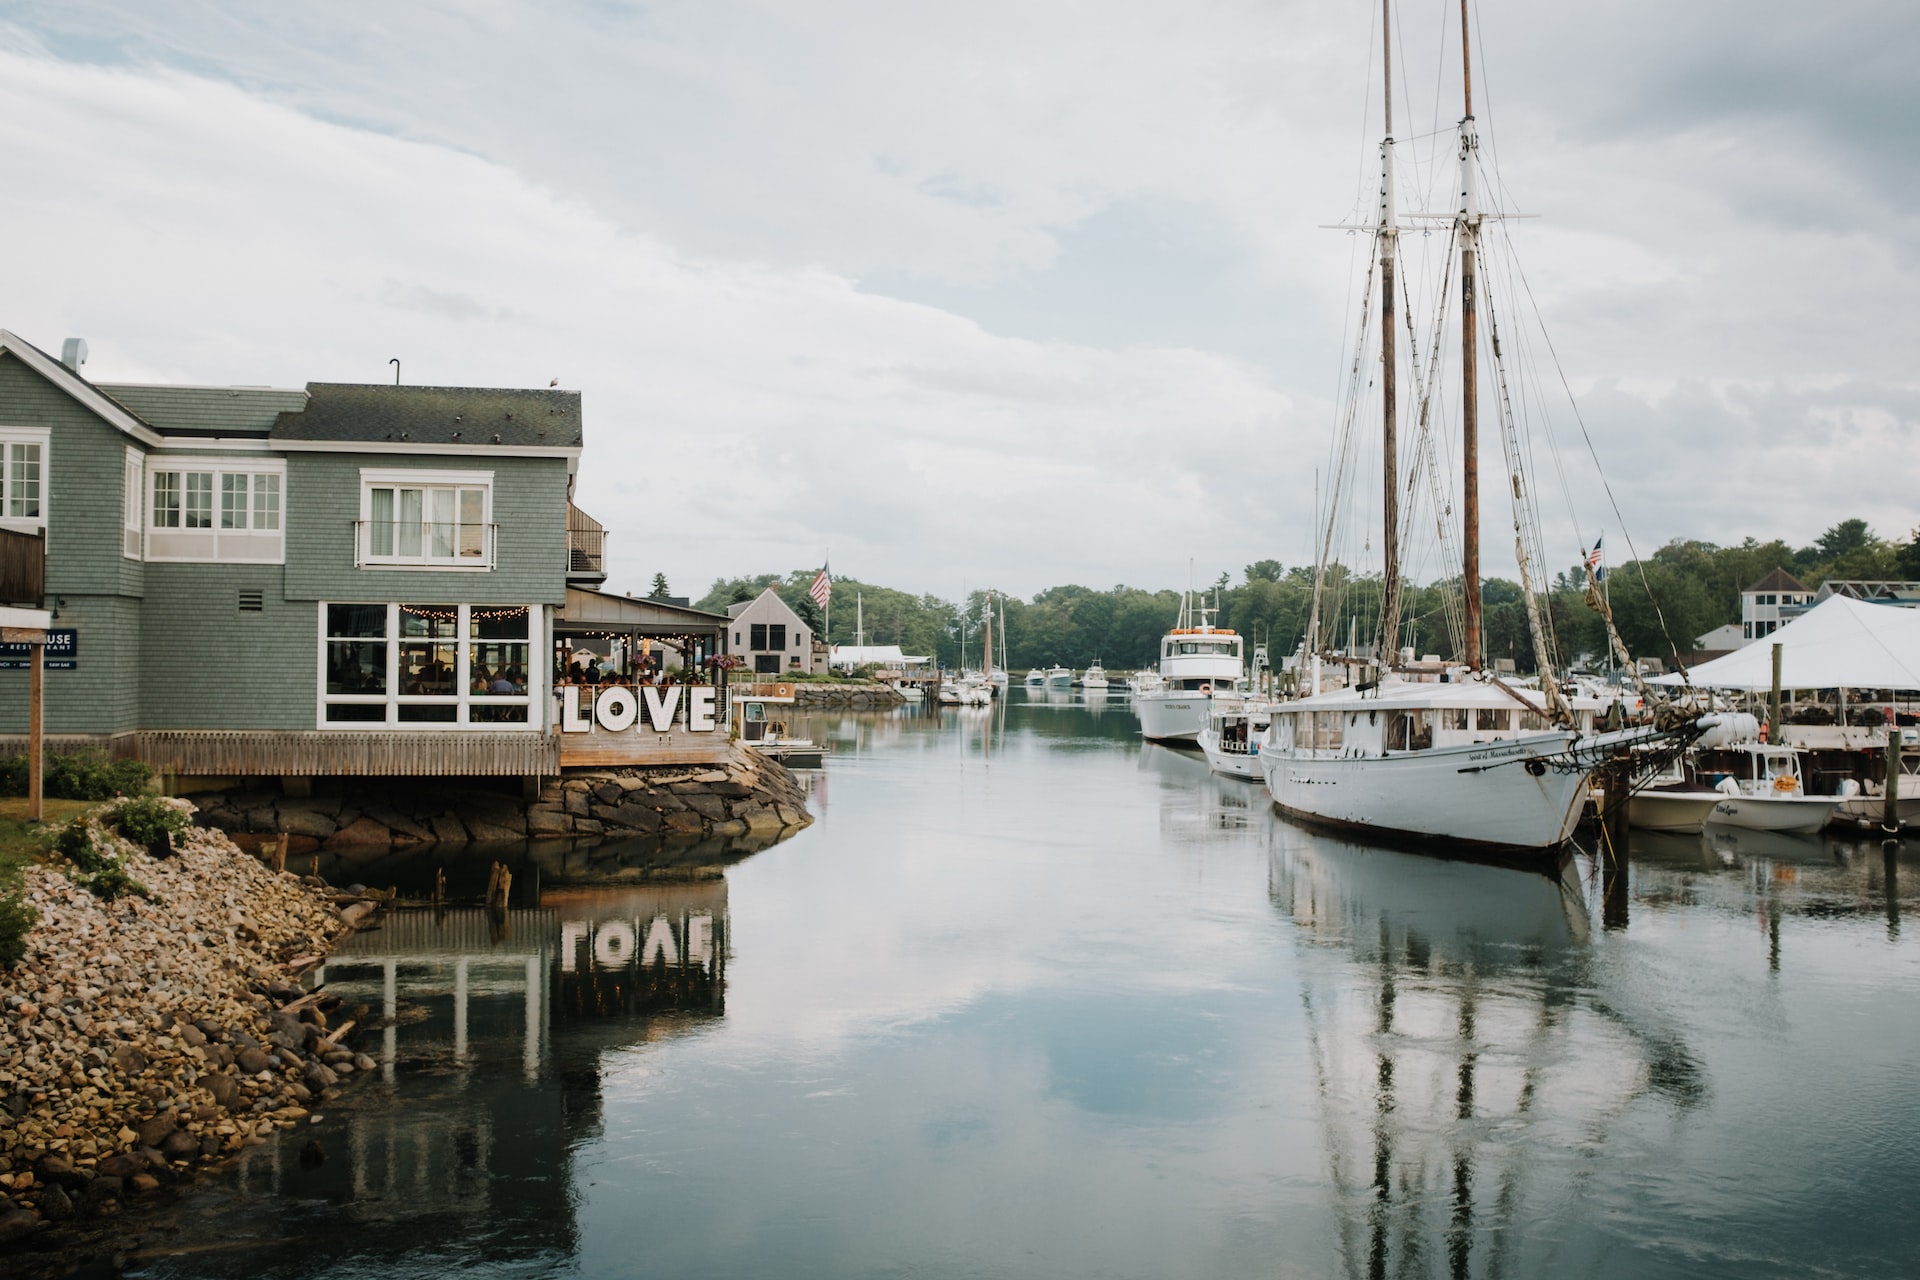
0,628 -> 77,670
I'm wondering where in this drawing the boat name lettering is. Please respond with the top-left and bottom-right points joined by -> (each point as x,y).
1465,744 -> 1529,763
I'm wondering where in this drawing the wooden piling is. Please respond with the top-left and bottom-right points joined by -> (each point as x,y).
1769,642 -> 1783,741
1885,727 -> 1901,834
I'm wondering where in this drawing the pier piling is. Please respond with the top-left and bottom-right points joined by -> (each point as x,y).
1885,727 -> 1901,835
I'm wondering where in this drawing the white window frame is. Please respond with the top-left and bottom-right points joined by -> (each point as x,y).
123,447 -> 144,560
0,427 -> 50,534
317,602 -> 540,730
357,468 -> 494,571
146,458 -> 286,564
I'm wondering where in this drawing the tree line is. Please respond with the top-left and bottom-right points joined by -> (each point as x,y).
691,518 -> 1920,675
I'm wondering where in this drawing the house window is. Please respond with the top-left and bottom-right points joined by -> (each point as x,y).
358,469 -> 493,569
0,429 -> 49,531
750,623 -> 768,650
754,654 -> 780,674
123,449 -> 144,559
320,602 -> 534,727
148,462 -> 286,562
769,623 -> 786,650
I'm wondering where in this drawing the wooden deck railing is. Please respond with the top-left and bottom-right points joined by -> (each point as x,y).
0,527 -> 44,606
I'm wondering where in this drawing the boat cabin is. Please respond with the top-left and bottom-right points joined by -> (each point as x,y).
1265,683 -> 1598,759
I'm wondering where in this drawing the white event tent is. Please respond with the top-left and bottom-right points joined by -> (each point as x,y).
1655,595 -> 1920,691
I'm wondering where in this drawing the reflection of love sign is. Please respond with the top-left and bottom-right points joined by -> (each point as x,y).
559,684 -> 718,733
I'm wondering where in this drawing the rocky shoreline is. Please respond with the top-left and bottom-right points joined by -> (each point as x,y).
786,681 -> 906,708
0,804 -> 383,1252
187,742 -> 813,853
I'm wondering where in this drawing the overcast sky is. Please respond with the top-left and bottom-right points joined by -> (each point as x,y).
1,1 -> 1913,602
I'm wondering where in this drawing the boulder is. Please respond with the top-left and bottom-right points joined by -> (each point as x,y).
97,1153 -> 146,1179
324,817 -> 393,849
130,1173 -> 162,1194
681,793 -> 727,821
37,1183 -> 74,1223
607,803 -> 663,833
663,810 -> 706,834
526,806 -> 572,836
235,1047 -> 270,1075
278,808 -> 339,839
134,1116 -> 176,1148
0,1201 -> 39,1244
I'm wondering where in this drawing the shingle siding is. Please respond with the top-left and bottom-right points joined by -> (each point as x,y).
281,452 -> 569,605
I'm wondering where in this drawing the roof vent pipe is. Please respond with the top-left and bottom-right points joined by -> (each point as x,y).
60,338 -> 88,373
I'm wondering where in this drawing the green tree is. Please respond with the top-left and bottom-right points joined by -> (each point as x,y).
648,572 -> 672,599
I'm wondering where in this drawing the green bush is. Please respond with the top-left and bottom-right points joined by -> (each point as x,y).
115,796 -> 187,847
52,817 -> 147,899
0,750 -> 153,800
0,889 -> 34,963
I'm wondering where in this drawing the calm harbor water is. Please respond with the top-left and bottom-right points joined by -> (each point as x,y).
126,690 -> 1919,1279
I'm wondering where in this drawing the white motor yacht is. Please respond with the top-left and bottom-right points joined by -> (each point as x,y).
1135,601 -> 1243,743
1081,662 -> 1111,691
1045,665 -> 1073,690
1024,669 -> 1046,688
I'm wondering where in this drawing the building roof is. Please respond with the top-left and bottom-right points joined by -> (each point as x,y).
557,586 -> 729,632
1745,567 -> 1810,594
1816,579 -> 1920,603
0,330 -> 161,445
270,383 -> 582,449
97,384 -> 308,436
1653,594 -> 1920,691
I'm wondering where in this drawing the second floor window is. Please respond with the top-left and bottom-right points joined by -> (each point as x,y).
359,470 -> 493,569
0,430 -> 49,530
149,462 -> 285,562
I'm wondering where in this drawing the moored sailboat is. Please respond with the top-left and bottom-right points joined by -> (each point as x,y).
1257,0 -> 1702,855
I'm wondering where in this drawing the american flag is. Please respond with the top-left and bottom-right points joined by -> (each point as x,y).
808,566 -> 832,608
1585,535 -> 1605,582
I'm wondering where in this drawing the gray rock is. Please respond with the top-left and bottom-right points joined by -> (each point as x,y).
681,793 -> 727,821
134,1116 -> 176,1148
110,1045 -> 148,1076
178,1022 -> 207,1048
593,782 -> 625,805
34,1154 -> 78,1187
526,806 -> 572,835
278,808 -> 338,839
161,1129 -> 201,1161
563,789 -> 591,816
574,818 -> 605,836
303,1062 -> 338,1092
0,1203 -> 39,1244
429,813 -> 469,845
352,1053 -> 376,1072
37,1183 -> 74,1222
236,1047 -> 270,1075
608,803 -> 663,832
96,1153 -> 145,1179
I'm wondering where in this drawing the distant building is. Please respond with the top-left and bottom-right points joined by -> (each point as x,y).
726,587 -> 820,675
1809,579 -> 1920,609
1741,568 -> 1813,640
1693,623 -> 1745,653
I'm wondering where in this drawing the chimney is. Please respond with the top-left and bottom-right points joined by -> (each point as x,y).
60,338 -> 88,373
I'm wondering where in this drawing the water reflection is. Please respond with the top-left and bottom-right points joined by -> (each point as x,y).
1269,832 -> 1715,1280
132,877 -> 733,1277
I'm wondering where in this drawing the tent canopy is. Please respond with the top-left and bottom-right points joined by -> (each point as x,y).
1651,594 -> 1920,691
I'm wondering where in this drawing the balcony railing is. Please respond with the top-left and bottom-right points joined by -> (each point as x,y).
356,520 -> 496,568
567,503 -> 606,582
0,527 -> 44,605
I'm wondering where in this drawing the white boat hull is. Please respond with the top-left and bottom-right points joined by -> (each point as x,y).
1628,790 -> 1721,833
1704,794 -> 1843,834
1197,729 -> 1262,780
1260,733 -> 1590,853
1135,692 -> 1213,742
1834,794 -> 1920,825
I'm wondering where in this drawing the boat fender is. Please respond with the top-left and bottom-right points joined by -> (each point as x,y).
1838,779 -> 1862,798
1199,683 -> 1211,695
1524,758 -> 1546,777
1716,777 -> 1741,796
1772,774 -> 1798,793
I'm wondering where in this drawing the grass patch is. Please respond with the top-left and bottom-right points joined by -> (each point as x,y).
0,797 -> 98,882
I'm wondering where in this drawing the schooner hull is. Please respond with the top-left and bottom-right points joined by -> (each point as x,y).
1260,734 -> 1590,854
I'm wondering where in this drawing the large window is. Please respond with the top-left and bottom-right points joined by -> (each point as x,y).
147,461 -> 285,562
358,469 -> 493,569
0,429 -> 49,531
321,603 -> 535,727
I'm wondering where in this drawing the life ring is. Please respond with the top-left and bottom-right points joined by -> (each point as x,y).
1772,773 -> 1798,793
1199,683 -> 1212,695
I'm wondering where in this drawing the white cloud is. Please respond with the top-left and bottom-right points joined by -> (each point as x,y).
1,0 -> 1915,600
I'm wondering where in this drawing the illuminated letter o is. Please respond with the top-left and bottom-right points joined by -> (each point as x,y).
595,686 -> 638,732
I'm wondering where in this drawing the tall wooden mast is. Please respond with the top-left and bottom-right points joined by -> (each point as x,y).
1457,0 -> 1483,670
1378,0 -> 1402,667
